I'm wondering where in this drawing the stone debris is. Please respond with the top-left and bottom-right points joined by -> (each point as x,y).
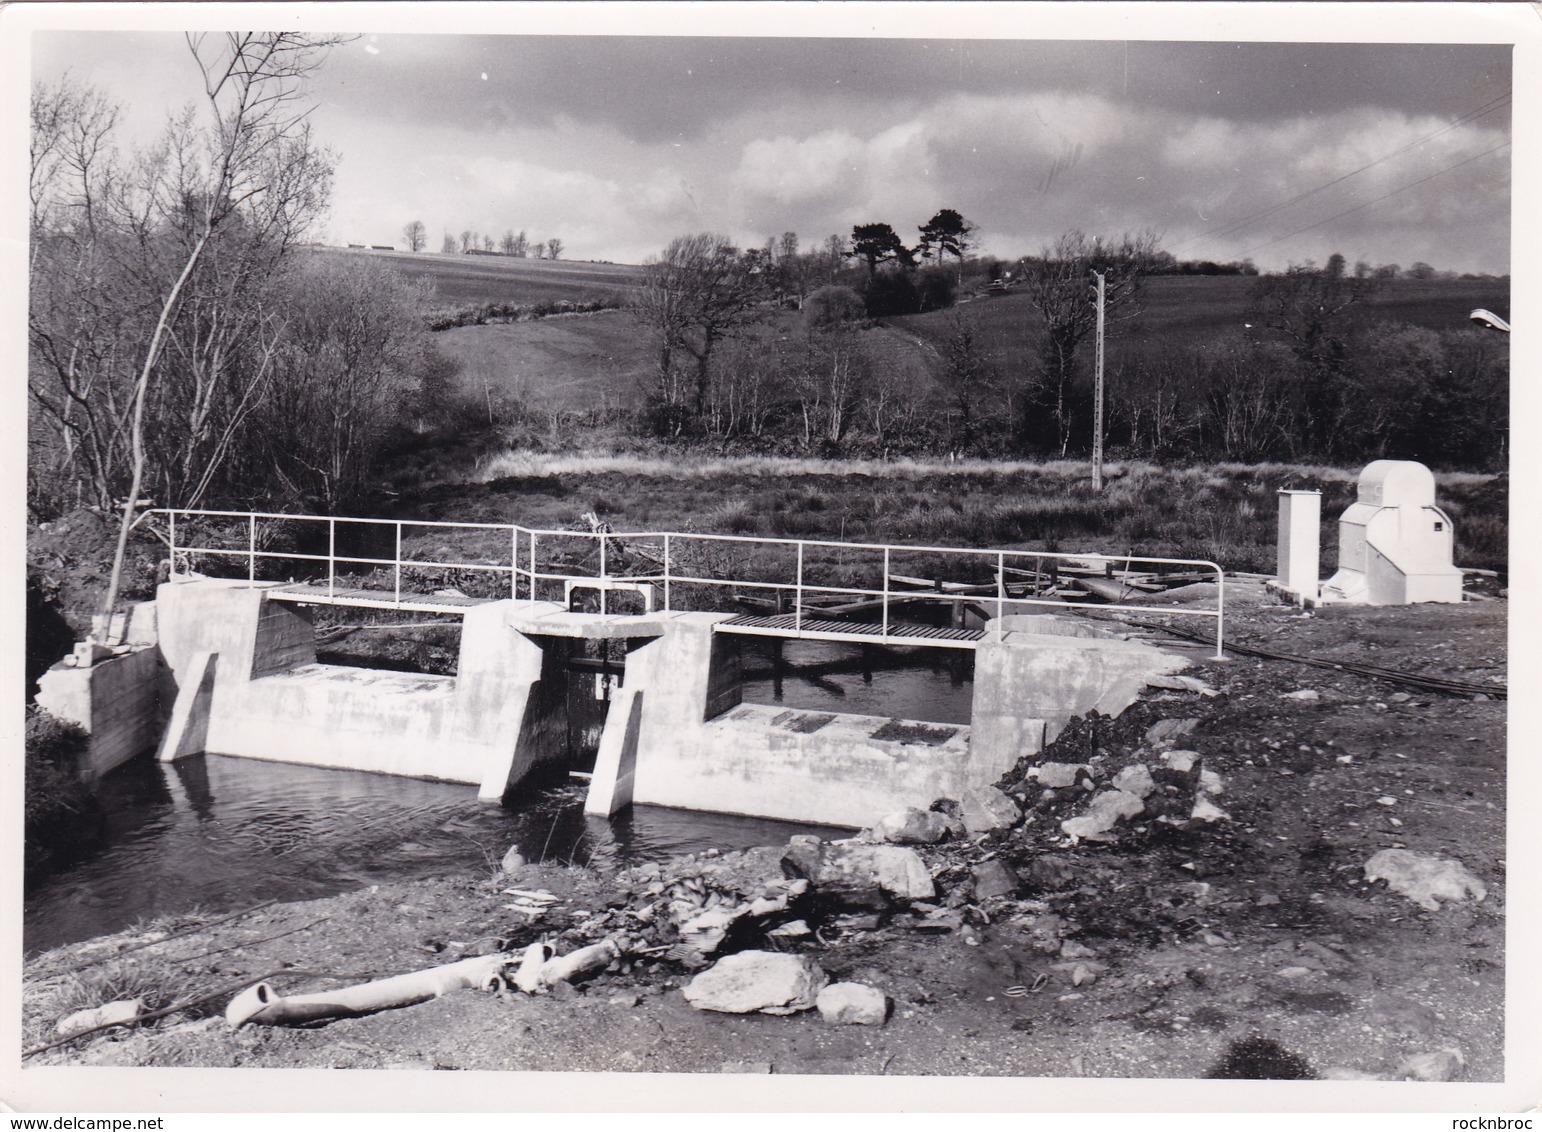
1161,750 -> 1200,773
1061,789 -> 1146,842
1364,849 -> 1487,912
1112,763 -> 1156,799
682,950 -> 827,1015
781,835 -> 935,904
1146,674 -> 1218,697
863,807 -> 960,844
1026,762 -> 1089,789
1396,1047 -> 1465,1082
970,860 -> 1020,900
56,998 -> 142,1038
499,846 -> 527,873
959,785 -> 1022,833
816,982 -> 888,1026
1190,797 -> 1229,823
1281,689 -> 1320,701
1144,718 -> 1200,746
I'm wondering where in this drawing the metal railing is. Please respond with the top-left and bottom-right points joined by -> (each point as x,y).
155,508 -> 1226,657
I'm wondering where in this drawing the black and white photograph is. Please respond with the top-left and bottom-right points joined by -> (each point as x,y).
5,0 -> 1537,1116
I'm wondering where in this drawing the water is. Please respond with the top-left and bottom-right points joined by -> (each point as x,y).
25,642 -> 974,956
740,638 -> 974,724
22,755 -> 847,956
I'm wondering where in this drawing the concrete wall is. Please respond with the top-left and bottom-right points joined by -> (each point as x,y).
35,645 -> 163,779
642,702 -> 972,828
970,618 -> 1188,781
597,614 -> 981,828
156,582 -> 567,791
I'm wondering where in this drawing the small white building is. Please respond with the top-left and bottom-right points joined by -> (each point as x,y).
1318,460 -> 1464,605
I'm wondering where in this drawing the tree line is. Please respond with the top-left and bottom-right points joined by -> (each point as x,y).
628,227 -> 1507,470
399,219 -> 563,260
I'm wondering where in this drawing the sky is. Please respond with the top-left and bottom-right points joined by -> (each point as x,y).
28,20 -> 1515,273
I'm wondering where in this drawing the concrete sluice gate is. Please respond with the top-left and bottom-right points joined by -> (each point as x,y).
39,580 -> 1191,829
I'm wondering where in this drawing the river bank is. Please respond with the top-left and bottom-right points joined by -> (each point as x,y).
21,590 -> 1508,1086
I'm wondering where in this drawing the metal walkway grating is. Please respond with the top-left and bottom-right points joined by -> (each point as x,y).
715,612 -> 985,649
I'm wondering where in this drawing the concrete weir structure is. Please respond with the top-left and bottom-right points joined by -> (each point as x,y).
46,578 -> 1190,829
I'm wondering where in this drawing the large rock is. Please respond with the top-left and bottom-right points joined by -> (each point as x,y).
1061,789 -> 1146,841
682,950 -> 827,1015
1364,849 -> 1487,912
971,860 -> 1021,900
1145,718 -> 1199,747
960,785 -> 1022,833
1112,764 -> 1156,798
816,982 -> 888,1026
865,807 -> 959,844
782,835 -> 936,905
1027,762 -> 1088,789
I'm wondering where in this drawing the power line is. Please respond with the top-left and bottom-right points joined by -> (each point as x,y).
1170,91 -> 1511,254
1235,140 -> 1511,257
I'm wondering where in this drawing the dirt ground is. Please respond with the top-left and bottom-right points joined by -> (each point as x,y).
21,584 -> 1507,1083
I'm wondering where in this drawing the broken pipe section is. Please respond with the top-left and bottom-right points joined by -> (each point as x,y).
225,940 -> 625,1027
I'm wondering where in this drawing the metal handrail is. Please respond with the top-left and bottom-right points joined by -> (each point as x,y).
153,507 -> 1227,657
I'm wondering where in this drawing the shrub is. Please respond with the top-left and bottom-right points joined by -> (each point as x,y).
25,707 -> 96,870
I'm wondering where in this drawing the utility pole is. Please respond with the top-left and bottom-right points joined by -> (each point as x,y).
1091,269 -> 1106,490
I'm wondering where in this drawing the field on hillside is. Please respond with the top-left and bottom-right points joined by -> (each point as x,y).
435,307 -> 941,416
425,273 -> 1510,419
904,275 -> 1513,359
320,246 -> 645,309
434,309 -> 657,415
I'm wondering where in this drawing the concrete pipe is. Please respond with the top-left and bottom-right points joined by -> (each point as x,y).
539,939 -> 620,988
225,953 -> 510,1028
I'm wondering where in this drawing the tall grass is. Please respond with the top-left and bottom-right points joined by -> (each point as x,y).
412,453 -> 1506,574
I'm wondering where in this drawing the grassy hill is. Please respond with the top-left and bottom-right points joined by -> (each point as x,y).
322,246 -> 647,309
896,275 -> 1512,359
421,272 -> 1508,419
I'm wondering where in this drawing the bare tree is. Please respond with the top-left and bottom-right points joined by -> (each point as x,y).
83,33 -> 346,624
545,237 -> 563,260
499,229 -> 516,255
459,229 -> 473,254
402,219 -> 426,252
530,240 -> 546,260
634,233 -> 763,425
440,230 -> 456,254
1017,230 -> 1160,455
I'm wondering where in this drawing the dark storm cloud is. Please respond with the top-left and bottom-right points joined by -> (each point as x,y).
331,36 -> 1511,143
28,29 -> 1512,270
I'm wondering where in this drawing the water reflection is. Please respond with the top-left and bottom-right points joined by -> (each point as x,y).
27,640 -> 968,955
24,753 -> 848,956
740,638 -> 974,724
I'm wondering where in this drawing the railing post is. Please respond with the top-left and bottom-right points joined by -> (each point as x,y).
1215,566 -> 1226,660
997,551 -> 1006,621
529,533 -> 538,602
394,522 -> 402,605
881,547 -> 890,639
328,518 -> 336,599
663,534 -> 672,612
168,510 -> 177,579
599,533 -> 608,615
511,526 -> 518,600
795,542 -> 804,633
247,514 -> 256,584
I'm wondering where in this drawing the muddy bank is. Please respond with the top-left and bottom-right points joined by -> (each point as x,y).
22,592 -> 1506,1082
